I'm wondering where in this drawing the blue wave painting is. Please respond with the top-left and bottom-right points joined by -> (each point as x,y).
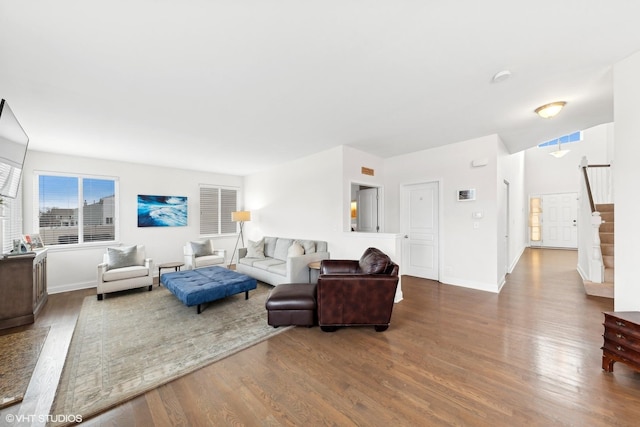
137,195 -> 187,227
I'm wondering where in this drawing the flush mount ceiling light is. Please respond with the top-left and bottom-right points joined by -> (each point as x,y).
492,70 -> 512,83
535,101 -> 566,119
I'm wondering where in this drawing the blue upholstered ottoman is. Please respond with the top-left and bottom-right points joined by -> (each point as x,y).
160,266 -> 257,313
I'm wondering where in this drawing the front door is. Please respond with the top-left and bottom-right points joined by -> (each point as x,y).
401,181 -> 439,280
541,193 -> 578,248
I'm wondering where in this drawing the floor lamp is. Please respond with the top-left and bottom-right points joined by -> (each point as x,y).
229,211 -> 251,268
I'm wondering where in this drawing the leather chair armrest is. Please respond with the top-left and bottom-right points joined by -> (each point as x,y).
320,259 -> 359,274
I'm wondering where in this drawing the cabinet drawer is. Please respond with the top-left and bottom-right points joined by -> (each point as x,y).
604,329 -> 640,350
604,312 -> 640,336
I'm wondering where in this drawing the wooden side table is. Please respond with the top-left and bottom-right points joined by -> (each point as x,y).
158,262 -> 185,286
308,261 -> 321,283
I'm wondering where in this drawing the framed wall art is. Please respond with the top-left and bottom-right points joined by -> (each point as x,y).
137,195 -> 187,227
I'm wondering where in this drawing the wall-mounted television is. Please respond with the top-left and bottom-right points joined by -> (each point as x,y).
0,99 -> 29,199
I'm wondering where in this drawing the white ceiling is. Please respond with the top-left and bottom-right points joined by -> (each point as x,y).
2,1 -> 640,176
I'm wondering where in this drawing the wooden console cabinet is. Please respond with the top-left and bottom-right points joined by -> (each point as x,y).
602,311 -> 640,373
0,249 -> 48,330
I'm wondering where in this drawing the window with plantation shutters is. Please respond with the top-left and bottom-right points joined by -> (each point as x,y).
1,185 -> 23,253
200,185 -> 238,235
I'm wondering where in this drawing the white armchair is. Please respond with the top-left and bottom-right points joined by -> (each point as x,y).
184,239 -> 226,270
97,244 -> 153,300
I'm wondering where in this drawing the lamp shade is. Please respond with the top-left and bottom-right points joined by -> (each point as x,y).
231,211 -> 251,222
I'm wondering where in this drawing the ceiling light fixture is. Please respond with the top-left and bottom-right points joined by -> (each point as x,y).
535,101 -> 566,119
549,140 -> 570,158
492,70 -> 512,83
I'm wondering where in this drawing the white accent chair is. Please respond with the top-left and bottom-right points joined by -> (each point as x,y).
97,245 -> 153,300
184,239 -> 226,270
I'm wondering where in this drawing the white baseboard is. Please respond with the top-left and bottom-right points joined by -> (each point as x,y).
49,281 -> 96,295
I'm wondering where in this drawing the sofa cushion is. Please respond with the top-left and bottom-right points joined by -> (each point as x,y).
267,262 -> 287,276
359,247 -> 391,274
103,265 -> 149,282
246,239 -> 265,258
238,257 -> 259,267
296,239 -> 316,254
194,254 -> 224,268
274,238 -> 293,261
252,258 -> 284,271
107,245 -> 144,270
288,242 -> 304,257
263,236 -> 277,258
191,239 -> 214,257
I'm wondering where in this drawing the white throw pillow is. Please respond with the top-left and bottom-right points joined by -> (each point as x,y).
287,242 -> 304,257
107,245 -> 143,270
246,239 -> 265,258
191,239 -> 214,257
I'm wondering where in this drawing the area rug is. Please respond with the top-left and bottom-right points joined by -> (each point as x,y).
49,283 -> 289,425
0,327 -> 50,409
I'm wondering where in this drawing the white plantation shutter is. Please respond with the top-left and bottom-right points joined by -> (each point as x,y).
200,186 -> 238,235
199,187 -> 219,235
221,189 -> 236,234
1,184 -> 23,253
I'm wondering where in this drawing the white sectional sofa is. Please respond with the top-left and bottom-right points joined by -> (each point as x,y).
236,236 -> 329,286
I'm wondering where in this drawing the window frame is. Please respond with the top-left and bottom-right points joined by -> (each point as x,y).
34,171 -> 120,247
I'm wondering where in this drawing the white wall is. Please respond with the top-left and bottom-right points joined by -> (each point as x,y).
613,51 -> 640,311
243,145 -> 401,262
497,141 -> 527,286
384,134 -> 509,292
22,150 -> 243,293
524,123 -> 613,197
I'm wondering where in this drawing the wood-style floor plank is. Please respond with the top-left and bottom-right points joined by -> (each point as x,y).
2,248 -> 640,426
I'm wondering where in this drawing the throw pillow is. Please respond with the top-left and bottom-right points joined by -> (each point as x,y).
296,240 -> 316,254
107,245 -> 142,270
191,240 -> 214,257
359,247 -> 391,274
246,239 -> 265,258
273,238 -> 293,261
287,242 -> 305,257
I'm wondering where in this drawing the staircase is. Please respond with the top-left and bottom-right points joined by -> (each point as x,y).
584,203 -> 614,298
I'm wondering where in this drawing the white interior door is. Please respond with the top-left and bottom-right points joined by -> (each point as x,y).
357,188 -> 379,232
401,182 -> 439,280
541,193 -> 578,248
499,180 -> 510,278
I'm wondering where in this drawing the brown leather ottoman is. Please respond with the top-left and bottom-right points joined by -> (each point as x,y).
265,283 -> 317,327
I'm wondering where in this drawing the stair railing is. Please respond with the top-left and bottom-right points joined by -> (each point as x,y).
578,156 -> 612,284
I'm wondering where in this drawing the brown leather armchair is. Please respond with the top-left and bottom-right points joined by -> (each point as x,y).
317,247 -> 399,332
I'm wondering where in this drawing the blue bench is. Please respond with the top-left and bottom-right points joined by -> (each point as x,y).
160,266 -> 257,314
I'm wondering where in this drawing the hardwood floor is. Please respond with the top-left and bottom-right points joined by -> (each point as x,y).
3,248 -> 640,426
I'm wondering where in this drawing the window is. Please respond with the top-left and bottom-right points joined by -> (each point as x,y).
538,131 -> 582,148
1,187 -> 23,253
36,173 -> 118,246
199,185 -> 238,235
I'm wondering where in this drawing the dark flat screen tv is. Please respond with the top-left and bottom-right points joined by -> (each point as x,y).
0,99 -> 29,199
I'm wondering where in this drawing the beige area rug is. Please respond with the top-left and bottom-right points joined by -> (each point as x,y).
0,327 -> 50,409
49,283 -> 289,425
